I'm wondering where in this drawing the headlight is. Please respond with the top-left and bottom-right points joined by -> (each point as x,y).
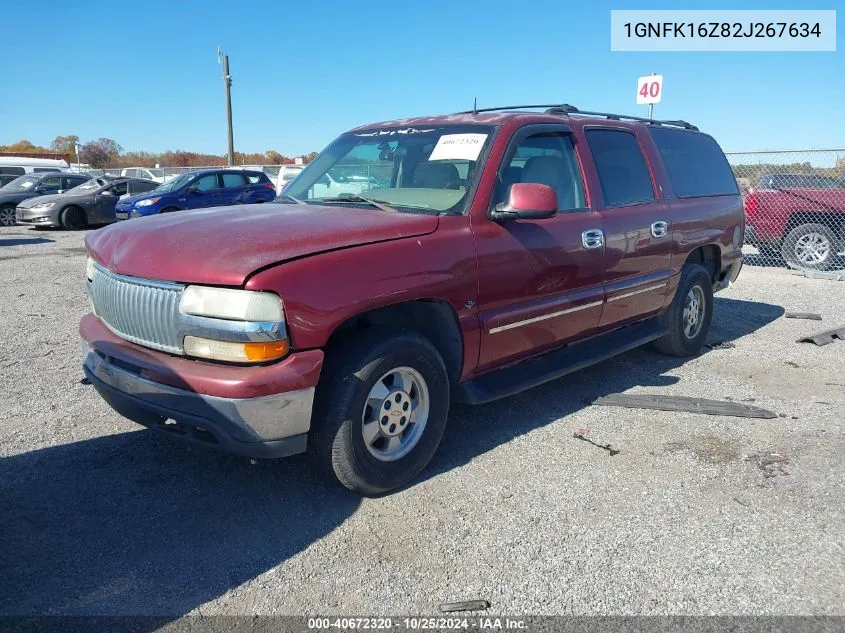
86,257 -> 96,282
180,286 -> 284,322
135,197 -> 161,207
183,336 -> 289,363
31,202 -> 55,210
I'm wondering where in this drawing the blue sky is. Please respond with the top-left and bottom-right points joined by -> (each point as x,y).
2,0 -> 841,157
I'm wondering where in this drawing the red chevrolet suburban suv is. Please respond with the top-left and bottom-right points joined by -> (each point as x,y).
81,105 -> 744,495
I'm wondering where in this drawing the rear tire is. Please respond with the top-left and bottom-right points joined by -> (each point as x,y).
653,264 -> 714,357
59,206 -> 86,230
781,223 -> 839,271
309,329 -> 450,496
0,205 -> 15,227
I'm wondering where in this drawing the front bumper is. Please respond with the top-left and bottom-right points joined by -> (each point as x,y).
16,207 -> 57,226
80,315 -> 324,458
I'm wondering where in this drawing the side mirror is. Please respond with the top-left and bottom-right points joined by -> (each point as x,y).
186,185 -> 200,194
491,182 -> 558,221
99,190 -> 114,197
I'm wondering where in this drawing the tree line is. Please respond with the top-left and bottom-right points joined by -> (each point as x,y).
0,136 -> 317,168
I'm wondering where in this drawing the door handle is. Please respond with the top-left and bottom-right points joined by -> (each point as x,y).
651,221 -> 669,238
582,229 -> 604,249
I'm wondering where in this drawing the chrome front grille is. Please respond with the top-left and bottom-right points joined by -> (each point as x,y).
88,264 -> 185,354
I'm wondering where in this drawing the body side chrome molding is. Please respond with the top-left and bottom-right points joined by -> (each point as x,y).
489,300 -> 604,334
606,282 -> 667,302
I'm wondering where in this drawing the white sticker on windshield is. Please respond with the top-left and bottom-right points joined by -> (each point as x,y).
21,181 -> 34,188
428,134 -> 488,161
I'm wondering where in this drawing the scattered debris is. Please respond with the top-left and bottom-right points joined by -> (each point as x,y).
733,497 -> 751,508
573,431 -> 619,456
785,312 -> 822,321
744,452 -> 790,478
798,268 -> 845,282
440,600 -> 490,613
706,340 -> 736,350
797,325 -> 845,346
785,361 -> 801,368
593,394 -> 778,419
79,377 -> 91,385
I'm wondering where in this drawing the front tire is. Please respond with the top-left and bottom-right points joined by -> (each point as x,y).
310,330 -> 450,496
653,264 -> 714,357
59,206 -> 86,230
0,205 -> 15,227
781,223 -> 839,271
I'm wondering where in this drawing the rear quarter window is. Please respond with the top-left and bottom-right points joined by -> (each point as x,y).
649,127 -> 738,198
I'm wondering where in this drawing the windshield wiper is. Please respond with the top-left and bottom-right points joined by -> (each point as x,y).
318,195 -> 397,213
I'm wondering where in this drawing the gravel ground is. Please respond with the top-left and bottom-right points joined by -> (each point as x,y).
1,226 -> 843,619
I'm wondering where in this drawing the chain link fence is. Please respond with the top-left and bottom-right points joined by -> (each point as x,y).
726,149 -> 845,273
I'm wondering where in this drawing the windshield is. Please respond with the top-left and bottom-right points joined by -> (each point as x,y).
152,173 -> 193,193
66,178 -> 108,194
282,125 -> 495,214
1,175 -> 41,192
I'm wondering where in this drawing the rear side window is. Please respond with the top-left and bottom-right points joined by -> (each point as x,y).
63,176 -> 88,190
246,174 -> 262,184
586,129 -> 655,207
222,173 -> 247,188
649,128 -> 738,198
0,167 -> 25,175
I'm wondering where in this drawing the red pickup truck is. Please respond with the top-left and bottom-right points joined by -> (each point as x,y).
81,105 -> 744,495
744,173 -> 845,270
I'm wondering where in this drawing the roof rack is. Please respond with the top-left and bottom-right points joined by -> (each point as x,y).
458,103 -> 698,131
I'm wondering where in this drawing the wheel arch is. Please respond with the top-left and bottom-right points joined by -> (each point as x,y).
784,211 -> 844,239
59,204 -> 87,226
683,244 -> 720,283
323,299 -> 464,386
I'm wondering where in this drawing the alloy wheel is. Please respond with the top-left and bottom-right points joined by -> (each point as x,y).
683,285 -> 705,339
0,207 -> 15,226
793,232 -> 831,265
361,366 -> 430,462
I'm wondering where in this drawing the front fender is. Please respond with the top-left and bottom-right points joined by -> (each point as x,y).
243,215 -> 482,379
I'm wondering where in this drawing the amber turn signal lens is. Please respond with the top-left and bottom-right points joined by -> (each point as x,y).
243,340 -> 290,361
183,336 -> 290,363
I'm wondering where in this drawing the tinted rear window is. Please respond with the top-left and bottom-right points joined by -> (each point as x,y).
649,128 -> 738,198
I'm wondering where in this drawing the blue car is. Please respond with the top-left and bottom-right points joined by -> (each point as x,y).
115,169 -> 276,219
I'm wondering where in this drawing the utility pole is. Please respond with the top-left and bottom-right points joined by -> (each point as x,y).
647,73 -> 655,121
218,47 -> 235,166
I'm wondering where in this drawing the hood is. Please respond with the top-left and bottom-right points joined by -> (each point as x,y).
122,190 -> 166,206
17,193 -> 81,208
0,191 -> 37,205
86,203 -> 440,286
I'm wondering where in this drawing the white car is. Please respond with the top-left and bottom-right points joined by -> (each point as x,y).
120,168 -> 176,184
275,165 -> 305,195
308,171 -> 374,198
